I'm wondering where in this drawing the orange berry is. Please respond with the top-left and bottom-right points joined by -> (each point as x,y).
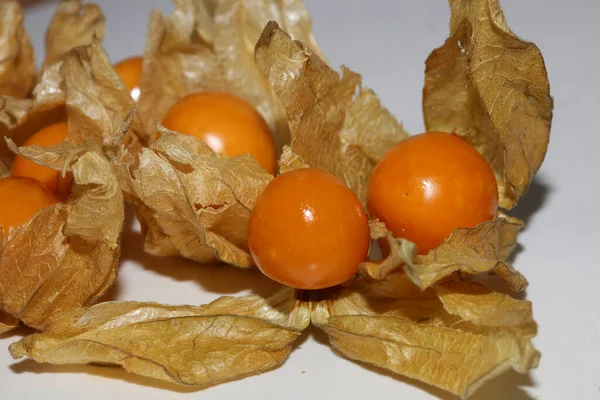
248,168 -> 370,290
11,122 -> 71,199
162,92 -> 277,174
0,177 -> 60,236
367,132 -> 498,255
114,56 -> 143,101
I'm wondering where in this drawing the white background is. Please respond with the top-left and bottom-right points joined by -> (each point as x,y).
1,0 -> 599,399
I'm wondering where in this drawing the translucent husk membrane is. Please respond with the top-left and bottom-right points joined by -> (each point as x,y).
0,0 -> 142,331
5,0 -> 552,398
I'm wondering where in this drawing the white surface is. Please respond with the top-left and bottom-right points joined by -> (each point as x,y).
1,0 -> 599,399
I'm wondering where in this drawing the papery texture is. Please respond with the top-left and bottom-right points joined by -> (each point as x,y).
314,273 -> 539,398
363,215 -> 527,291
42,0 -> 105,70
122,131 -> 272,266
138,0 -> 322,149
423,0 -> 553,209
0,140 -> 124,330
0,43 -> 143,168
0,0 -> 35,98
10,289 -> 308,386
255,22 -> 408,203
0,309 -> 18,334
61,44 -> 144,149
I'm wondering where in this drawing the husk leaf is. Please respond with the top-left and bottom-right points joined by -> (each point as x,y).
137,0 -> 322,149
0,309 -> 18,334
423,0 -> 552,209
313,273 -> 539,398
0,138 -> 124,331
60,43 -> 144,150
255,22 -> 408,203
120,129 -> 272,267
10,288 -> 309,387
42,0 -> 106,71
0,42 -> 143,168
0,0 -> 35,98
362,214 -> 527,291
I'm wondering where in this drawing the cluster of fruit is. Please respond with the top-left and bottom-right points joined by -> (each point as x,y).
2,50 -> 499,291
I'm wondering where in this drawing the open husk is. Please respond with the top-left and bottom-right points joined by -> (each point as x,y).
423,0 -> 552,209
0,0 -> 35,98
362,213 -> 528,291
0,42 -> 144,170
5,0 -> 550,397
41,0 -> 106,71
10,288 -> 309,387
137,0 -> 323,149
10,272 -> 538,398
255,21 -> 409,204
0,136 -> 124,331
0,17 -> 135,329
118,129 -> 272,266
129,19 -> 408,265
313,273 -> 539,398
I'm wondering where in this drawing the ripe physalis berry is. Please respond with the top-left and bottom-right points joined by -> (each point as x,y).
367,132 -> 499,254
248,168 -> 370,290
162,92 -> 278,175
0,177 -> 60,235
114,56 -> 143,101
11,122 -> 72,200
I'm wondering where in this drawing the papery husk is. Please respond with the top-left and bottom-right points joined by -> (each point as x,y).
60,43 -> 144,150
0,309 -> 18,334
41,0 -> 106,71
10,288 -> 309,387
0,43 -> 144,169
255,22 -> 408,203
119,129 -> 272,267
0,0 -> 35,98
138,0 -> 322,149
10,272 -> 538,397
313,272 -> 539,398
0,138 -> 124,330
423,0 -> 552,209
362,214 -> 527,291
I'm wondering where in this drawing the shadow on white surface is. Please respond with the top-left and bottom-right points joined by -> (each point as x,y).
508,176 -> 553,230
5,324 -> 321,394
113,207 -> 282,297
0,324 -> 36,341
9,358 -> 204,393
20,0 -> 59,8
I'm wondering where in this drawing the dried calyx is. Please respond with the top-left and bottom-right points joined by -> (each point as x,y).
3,0 -> 552,398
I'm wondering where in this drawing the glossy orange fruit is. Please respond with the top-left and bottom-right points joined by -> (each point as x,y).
162,92 -> 277,174
114,56 -> 143,101
11,122 -> 71,199
248,168 -> 370,290
367,132 -> 498,255
0,177 -> 60,236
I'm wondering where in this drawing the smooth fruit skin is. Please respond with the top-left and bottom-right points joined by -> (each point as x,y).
11,122 -> 70,198
162,92 -> 278,174
0,177 -> 60,236
248,168 -> 370,290
114,56 -> 143,101
367,132 -> 498,255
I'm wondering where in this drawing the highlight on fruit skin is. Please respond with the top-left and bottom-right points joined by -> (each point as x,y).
10,121 -> 72,199
248,167 -> 371,290
0,176 -> 60,236
162,91 -> 278,175
367,132 -> 499,255
114,56 -> 143,101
